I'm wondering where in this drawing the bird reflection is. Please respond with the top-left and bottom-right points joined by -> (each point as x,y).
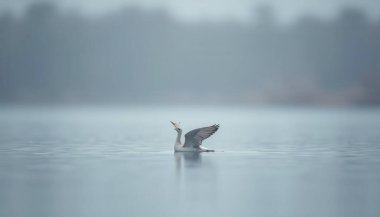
174,152 -> 203,176
175,152 -> 202,166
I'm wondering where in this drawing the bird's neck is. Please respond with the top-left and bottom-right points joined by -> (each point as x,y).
175,131 -> 182,145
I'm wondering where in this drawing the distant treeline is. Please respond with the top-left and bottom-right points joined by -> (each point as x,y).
0,3 -> 379,105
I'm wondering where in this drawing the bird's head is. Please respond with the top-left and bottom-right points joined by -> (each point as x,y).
170,121 -> 182,133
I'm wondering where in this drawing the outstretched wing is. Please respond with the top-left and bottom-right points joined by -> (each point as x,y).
184,124 -> 219,148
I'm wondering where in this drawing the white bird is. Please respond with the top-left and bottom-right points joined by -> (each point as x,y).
170,121 -> 219,152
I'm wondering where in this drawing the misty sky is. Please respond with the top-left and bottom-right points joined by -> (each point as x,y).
1,0 -> 380,23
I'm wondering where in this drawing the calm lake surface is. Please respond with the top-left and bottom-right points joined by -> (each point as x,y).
0,107 -> 379,217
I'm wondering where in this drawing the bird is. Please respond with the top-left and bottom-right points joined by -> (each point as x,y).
170,121 -> 219,152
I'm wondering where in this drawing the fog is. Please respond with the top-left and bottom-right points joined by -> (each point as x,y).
1,1 -> 380,106
1,3 -> 380,216
3,0 -> 380,23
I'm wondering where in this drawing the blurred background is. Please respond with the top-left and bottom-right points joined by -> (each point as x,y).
1,0 -> 379,106
1,2 -> 380,217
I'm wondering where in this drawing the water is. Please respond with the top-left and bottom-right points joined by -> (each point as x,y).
0,107 -> 380,217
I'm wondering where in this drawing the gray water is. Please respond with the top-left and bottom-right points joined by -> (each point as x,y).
0,107 -> 380,217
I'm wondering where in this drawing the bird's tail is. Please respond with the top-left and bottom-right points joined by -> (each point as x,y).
200,148 -> 215,152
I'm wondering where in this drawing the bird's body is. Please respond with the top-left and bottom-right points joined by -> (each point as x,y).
171,121 -> 219,152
